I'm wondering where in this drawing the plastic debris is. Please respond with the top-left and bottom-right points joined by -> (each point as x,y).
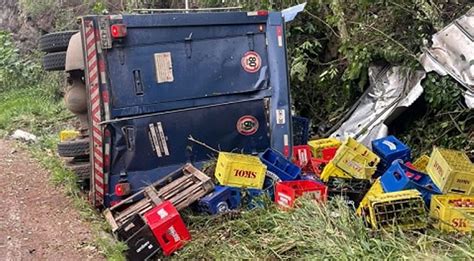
11,129 -> 37,142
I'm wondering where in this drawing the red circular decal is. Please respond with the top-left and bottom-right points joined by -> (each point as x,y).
241,51 -> 262,73
237,115 -> 259,136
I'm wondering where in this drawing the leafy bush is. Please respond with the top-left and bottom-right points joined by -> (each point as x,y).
394,74 -> 473,157
0,32 -> 42,91
19,0 -> 58,20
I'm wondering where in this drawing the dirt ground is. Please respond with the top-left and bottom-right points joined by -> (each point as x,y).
0,139 -> 104,260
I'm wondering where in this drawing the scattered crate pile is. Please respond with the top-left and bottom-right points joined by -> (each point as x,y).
104,130 -> 474,259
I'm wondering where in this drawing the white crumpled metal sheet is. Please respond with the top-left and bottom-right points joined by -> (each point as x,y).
282,2 -> 307,23
419,7 -> 474,108
331,65 -> 426,147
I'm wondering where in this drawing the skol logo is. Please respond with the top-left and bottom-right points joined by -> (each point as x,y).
456,179 -> 470,185
234,169 -> 257,179
433,162 -> 444,176
452,218 -> 468,228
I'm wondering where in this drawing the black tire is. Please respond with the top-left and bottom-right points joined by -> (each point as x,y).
66,161 -> 91,180
39,31 -> 77,53
57,139 -> 90,157
42,51 -> 66,71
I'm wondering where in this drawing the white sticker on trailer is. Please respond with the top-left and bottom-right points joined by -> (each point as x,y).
276,109 -> 286,124
284,134 -> 289,146
154,52 -> 174,83
156,122 -> 169,156
149,123 -> 162,157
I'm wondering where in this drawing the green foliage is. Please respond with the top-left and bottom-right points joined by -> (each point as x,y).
396,74 -> 473,157
91,1 -> 108,14
197,0 -> 277,9
0,33 -> 66,135
19,0 -> 58,19
0,32 -> 42,92
424,74 -> 463,111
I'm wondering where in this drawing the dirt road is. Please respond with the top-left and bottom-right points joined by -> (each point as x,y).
0,139 -> 103,260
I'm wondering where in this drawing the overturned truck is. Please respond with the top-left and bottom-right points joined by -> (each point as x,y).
40,9 -> 297,208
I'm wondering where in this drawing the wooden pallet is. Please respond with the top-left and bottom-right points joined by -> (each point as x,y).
104,163 -> 214,232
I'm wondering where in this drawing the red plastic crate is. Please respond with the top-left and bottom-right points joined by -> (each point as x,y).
306,158 -> 329,176
322,147 -> 338,161
292,145 -> 313,168
143,201 -> 191,256
275,180 -> 327,208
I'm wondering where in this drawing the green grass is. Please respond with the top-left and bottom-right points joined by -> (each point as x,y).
0,81 -> 69,135
177,198 -> 474,260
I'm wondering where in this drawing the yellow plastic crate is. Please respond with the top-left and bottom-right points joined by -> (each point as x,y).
360,189 -> 427,230
59,130 -> 79,142
426,148 -> 474,195
412,155 -> 430,172
214,152 -> 266,189
320,161 -> 351,182
332,137 -> 380,179
356,179 -> 384,216
430,194 -> 474,233
308,138 -> 341,158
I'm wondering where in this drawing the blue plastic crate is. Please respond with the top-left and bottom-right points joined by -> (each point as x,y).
372,136 -> 411,163
245,188 -> 265,209
292,116 -> 310,146
299,173 -> 319,181
198,186 -> 241,214
262,176 -> 276,201
244,176 -> 276,209
380,161 -> 441,206
375,156 -> 411,177
259,148 -> 301,181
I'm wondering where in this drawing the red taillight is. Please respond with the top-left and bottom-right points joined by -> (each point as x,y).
111,24 -> 127,38
247,10 -> 269,17
115,183 -> 131,197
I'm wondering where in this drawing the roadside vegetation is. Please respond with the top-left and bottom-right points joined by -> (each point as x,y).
180,199 -> 474,259
1,1 -> 473,260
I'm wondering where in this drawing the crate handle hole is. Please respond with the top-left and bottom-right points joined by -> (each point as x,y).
393,172 -> 402,181
162,233 -> 171,244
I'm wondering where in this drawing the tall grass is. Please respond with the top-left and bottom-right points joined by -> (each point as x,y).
176,198 -> 474,260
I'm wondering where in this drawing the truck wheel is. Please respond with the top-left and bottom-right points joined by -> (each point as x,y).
42,51 -> 66,71
57,138 -> 89,157
66,161 -> 91,180
39,31 -> 77,53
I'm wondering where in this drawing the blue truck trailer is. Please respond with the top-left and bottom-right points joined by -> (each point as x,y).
78,10 -> 295,207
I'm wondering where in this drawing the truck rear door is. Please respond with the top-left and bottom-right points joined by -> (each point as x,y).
80,11 -> 293,207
